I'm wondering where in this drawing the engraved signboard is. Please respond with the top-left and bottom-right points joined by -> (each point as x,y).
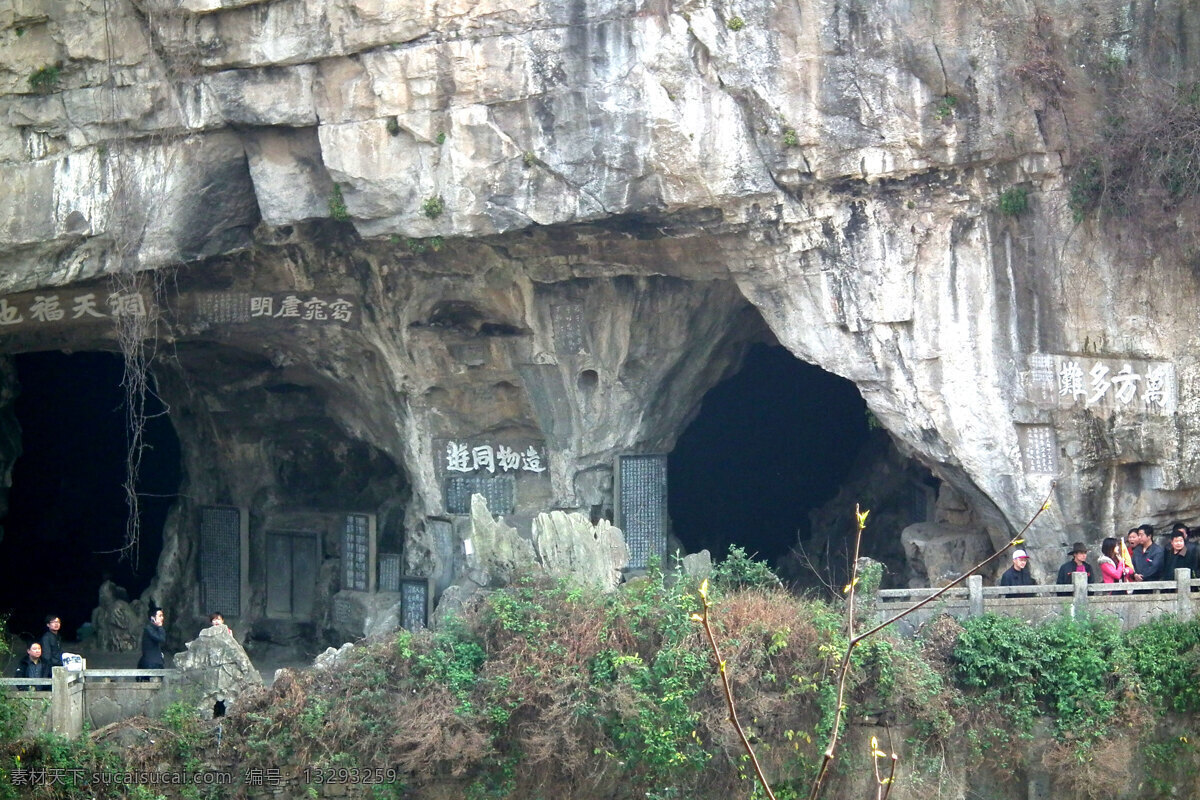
551,301 -> 587,354
342,514 -> 372,592
445,474 -> 516,515
1017,424 -> 1059,475
181,292 -> 360,328
199,506 -> 241,616
331,595 -> 358,632
0,288 -> 153,334
399,577 -> 432,630
378,553 -> 402,593
616,454 -> 668,570
1038,355 -> 1177,415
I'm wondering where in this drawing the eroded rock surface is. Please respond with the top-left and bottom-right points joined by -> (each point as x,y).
1,0 -> 1199,639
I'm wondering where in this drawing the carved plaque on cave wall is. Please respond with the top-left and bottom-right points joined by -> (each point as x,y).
178,292 -> 360,328
615,454 -> 668,570
1017,424 -> 1059,475
1026,353 -> 1176,415
378,553 -> 402,593
341,513 -> 376,593
551,300 -> 587,354
199,506 -> 246,617
444,475 -> 515,515
400,577 -> 432,630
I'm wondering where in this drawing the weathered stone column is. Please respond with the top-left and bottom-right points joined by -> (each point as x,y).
968,575 -> 984,617
1176,568 -> 1194,621
1071,571 -> 1089,617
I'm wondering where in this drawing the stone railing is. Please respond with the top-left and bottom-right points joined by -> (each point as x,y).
1,668 -> 180,736
875,568 -> 1199,634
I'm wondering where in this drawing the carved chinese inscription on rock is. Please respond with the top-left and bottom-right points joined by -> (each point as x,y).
400,578 -> 431,630
551,301 -> 587,354
616,455 -> 668,570
442,441 -> 547,475
1048,356 -> 1176,415
182,292 -> 359,328
199,507 -> 241,616
378,553 -> 402,593
0,288 -> 152,333
1017,424 -> 1059,476
444,474 -> 515,515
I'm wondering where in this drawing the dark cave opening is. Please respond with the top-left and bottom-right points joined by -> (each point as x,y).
668,343 -> 871,568
0,352 -> 181,642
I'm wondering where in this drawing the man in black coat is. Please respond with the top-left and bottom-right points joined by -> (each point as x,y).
137,607 -> 166,670
1164,529 -> 1199,579
39,614 -> 64,668
1130,524 -> 1165,582
14,641 -> 52,690
1056,542 -> 1097,584
1000,550 -> 1036,587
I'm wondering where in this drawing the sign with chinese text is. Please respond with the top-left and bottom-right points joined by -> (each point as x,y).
0,288 -> 152,333
341,513 -> 375,593
1027,354 -> 1176,415
400,577 -> 432,630
444,474 -> 515,515
181,292 -> 359,328
199,506 -> 241,616
615,454 -> 668,570
442,441 -> 547,475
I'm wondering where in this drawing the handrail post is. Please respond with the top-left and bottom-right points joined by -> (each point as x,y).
1071,571 -> 1088,617
1176,569 -> 1194,621
50,667 -> 69,735
968,575 -> 984,617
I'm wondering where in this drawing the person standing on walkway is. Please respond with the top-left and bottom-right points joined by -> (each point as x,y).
137,606 -> 166,670
14,641 -> 52,690
39,614 -> 64,668
1130,525 -> 1165,582
1000,549 -> 1035,587
1099,538 -> 1131,583
1164,529 -> 1199,578
1056,542 -> 1096,584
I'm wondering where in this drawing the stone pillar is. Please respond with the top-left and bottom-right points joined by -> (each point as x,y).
968,575 -> 984,617
50,667 -> 72,736
1071,571 -> 1088,617
1176,568 -> 1194,621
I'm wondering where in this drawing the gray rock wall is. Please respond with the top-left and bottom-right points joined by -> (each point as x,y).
2,0 -> 1200,607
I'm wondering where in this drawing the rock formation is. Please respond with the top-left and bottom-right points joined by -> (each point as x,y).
2,0 -> 1200,640
173,623 -> 263,718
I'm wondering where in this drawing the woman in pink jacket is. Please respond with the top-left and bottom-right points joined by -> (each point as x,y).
1099,537 -> 1130,583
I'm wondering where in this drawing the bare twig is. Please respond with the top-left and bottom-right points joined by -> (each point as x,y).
692,579 -> 776,800
806,485 -> 1055,800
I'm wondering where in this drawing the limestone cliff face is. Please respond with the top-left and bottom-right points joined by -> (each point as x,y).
2,0 -> 1200,610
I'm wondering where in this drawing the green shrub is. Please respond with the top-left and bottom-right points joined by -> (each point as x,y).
328,184 -> 349,222
421,195 -> 445,218
726,16 -> 745,31
28,65 -> 60,94
997,186 -> 1029,217
934,95 -> 957,120
710,545 -> 783,592
1123,617 -> 1200,713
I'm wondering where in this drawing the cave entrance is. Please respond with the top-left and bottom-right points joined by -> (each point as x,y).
668,342 -> 875,577
0,351 -> 181,643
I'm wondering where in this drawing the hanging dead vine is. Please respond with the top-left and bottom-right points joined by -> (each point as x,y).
100,0 -> 172,567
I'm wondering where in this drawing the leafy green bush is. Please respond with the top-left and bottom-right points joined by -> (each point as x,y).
1124,617 -> 1200,712
997,186 -> 1029,217
710,545 -> 783,592
28,65 -> 60,94
328,184 -> 350,221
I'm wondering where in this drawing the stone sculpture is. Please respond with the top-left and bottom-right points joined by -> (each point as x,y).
173,623 -> 263,718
